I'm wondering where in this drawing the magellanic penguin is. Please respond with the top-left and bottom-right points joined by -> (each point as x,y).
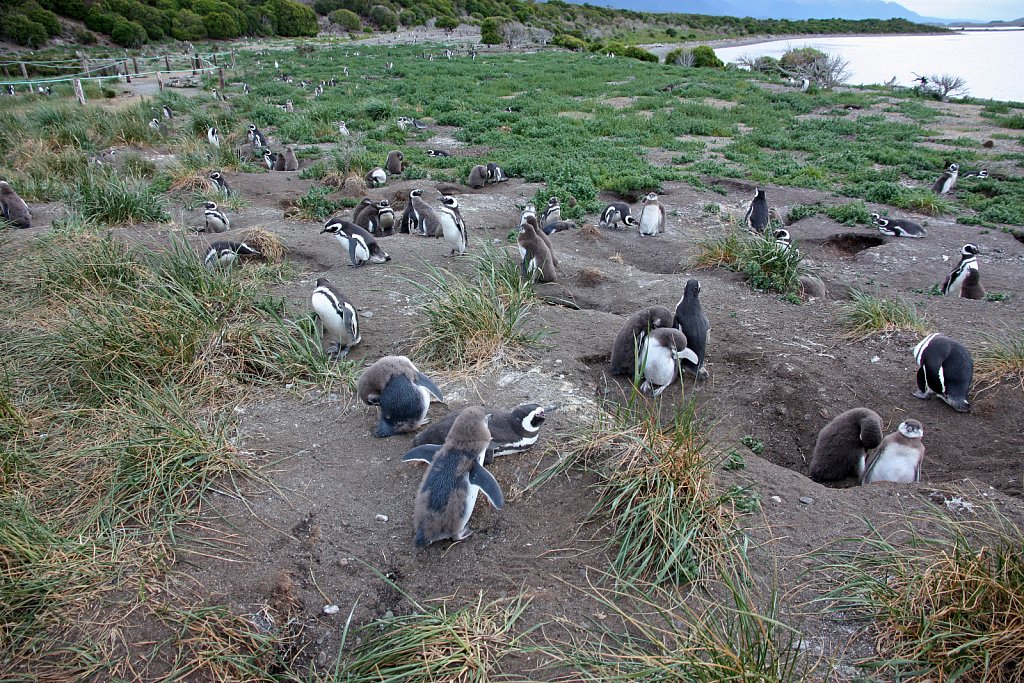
772,229 -> 792,251
399,189 -> 423,234
638,328 -> 699,397
542,197 -> 561,227
485,162 -> 506,183
161,104 -> 173,120
366,167 -> 387,188
338,121 -> 350,136
0,181 -> 32,229
744,188 -> 769,234
386,150 -> 404,175
674,279 -> 710,380
403,407 -> 504,548
285,99 -> 294,113
413,402 -> 557,465
209,171 -> 232,196
599,202 -> 636,230
282,146 -> 299,172
543,220 -> 576,235
203,241 -> 261,269
437,195 -> 468,256
207,127 -> 220,147
320,217 -> 391,267
518,218 -> 556,283
931,163 -> 959,195
638,192 -> 666,236
262,149 -> 277,170
247,124 -> 268,148
610,305 -> 675,378
808,407 -> 884,483
468,164 -> 488,189
357,355 -> 444,438
913,333 -> 973,413
426,149 -> 450,157
396,116 -> 412,131
862,419 -> 926,484
519,204 -> 537,228
409,189 -> 442,237
871,212 -> 926,239
202,201 -> 230,233
941,244 -> 983,299
310,277 -> 361,359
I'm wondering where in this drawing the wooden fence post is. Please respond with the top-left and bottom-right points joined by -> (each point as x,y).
157,71 -> 163,91
212,53 -> 218,66
219,68 -> 225,90
74,79 -> 86,105
132,57 -> 139,75
230,49 -> 236,67
164,55 -> 170,71
19,62 -> 28,79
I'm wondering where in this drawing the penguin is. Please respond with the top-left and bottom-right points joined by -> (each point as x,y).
772,229 -> 791,251
437,195 -> 468,256
91,149 -> 116,166
744,188 -> 769,234
637,328 -> 699,397
519,204 -> 537,228
0,181 -> 31,229
354,199 -> 382,235
426,149 -> 450,157
403,407 -> 503,547
207,127 -> 220,147
931,163 -> 959,195
203,241 -> 261,269
543,220 -> 576,235
396,117 -> 410,131
247,124 -> 268,148
468,164 -> 487,189
638,192 -> 666,237
598,202 -> 636,230
282,146 -> 299,172
610,305 -> 675,377
862,420 -> 926,485
366,167 -> 387,187
161,104 -> 173,120
208,171 -> 232,196
409,189 -> 442,237
375,200 -> 396,236
310,277 -> 361,359
542,197 -> 561,227
338,121 -> 350,136
352,197 -> 376,227
673,279 -> 710,380
386,150 -> 404,175
941,244 -> 982,298
357,355 -> 444,438
486,162 -> 506,183
399,189 -> 422,234
517,218 -> 556,283
808,408 -> 884,483
913,333 -> 973,413
523,215 -> 558,266
202,201 -> 229,233
411,118 -> 428,130
961,169 -> 988,179
6,85 -> 15,96
148,118 -> 161,132
320,218 -> 391,267
262,149 -> 277,170
285,100 -> 294,113
871,212 -> 926,239
768,206 -> 791,227
413,402 -> 556,465
959,267 -> 986,300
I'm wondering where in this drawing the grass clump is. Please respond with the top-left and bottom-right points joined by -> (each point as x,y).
691,232 -> 742,270
842,290 -> 928,339
69,168 -> 168,226
975,331 -> 1024,391
693,232 -> 808,297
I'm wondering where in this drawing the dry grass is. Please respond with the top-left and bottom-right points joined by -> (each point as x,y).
842,290 -> 929,339
578,267 -> 606,287
239,228 -> 287,263
975,331 -> 1024,391
692,232 -> 742,270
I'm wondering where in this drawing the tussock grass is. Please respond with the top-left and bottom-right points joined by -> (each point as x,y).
816,513 -> 1024,682
70,167 -> 168,226
691,232 -> 742,270
239,228 -> 286,263
409,244 -> 541,370
693,232 -> 808,296
975,331 -> 1024,391
842,290 -> 929,339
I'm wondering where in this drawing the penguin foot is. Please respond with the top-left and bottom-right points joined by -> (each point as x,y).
913,389 -> 933,400
454,527 -> 474,542
335,345 -> 351,360
939,395 -> 970,412
696,368 -> 709,381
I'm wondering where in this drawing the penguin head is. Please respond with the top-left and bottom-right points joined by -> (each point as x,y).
548,196 -> 559,207
248,124 -> 257,132
898,420 -> 924,439
427,149 -> 436,157
644,192 -> 658,202
623,215 -> 639,227
204,202 -> 218,211
377,199 -> 391,209
209,171 -> 222,182
410,188 -> 423,198
977,170 -> 988,179
773,229 -> 790,242
440,195 -> 459,210
685,279 -> 701,298
948,163 -> 959,172
315,276 -> 332,288
754,189 -> 766,200
870,212 -> 881,224
962,243 -> 980,257
320,220 -> 342,235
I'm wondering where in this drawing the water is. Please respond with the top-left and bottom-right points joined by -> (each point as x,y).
710,30 -> 1024,103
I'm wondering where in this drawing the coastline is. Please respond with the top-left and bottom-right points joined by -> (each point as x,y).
641,31 -> 953,58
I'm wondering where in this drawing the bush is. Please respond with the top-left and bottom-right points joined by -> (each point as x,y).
271,0 -> 319,36
171,9 -> 207,40
368,4 -> 397,31
781,47 -> 826,69
624,46 -> 658,63
328,8 -> 360,30
436,15 -> 458,30
692,45 -> 724,68
110,17 -> 147,47
2,14 -> 49,48
313,0 -> 341,14
47,0 -> 87,21
553,33 -> 587,51
74,26 -> 96,43
26,7 -> 62,37
480,16 -> 501,45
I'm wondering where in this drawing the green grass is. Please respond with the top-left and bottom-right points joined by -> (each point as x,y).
976,331 -> 1024,391
842,290 -> 929,339
693,231 -> 808,297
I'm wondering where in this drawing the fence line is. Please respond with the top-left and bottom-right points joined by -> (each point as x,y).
0,50 -> 235,87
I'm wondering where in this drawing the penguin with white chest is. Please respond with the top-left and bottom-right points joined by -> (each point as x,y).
638,192 -> 666,236
913,333 -> 973,413
808,408 -> 884,483
366,167 -> 387,187
485,162 -> 506,183
610,305 -> 675,378
674,279 -> 710,380
744,189 -> 769,234
358,356 -> 444,438
207,127 -> 220,147
599,202 -> 636,230
638,328 -> 698,396
201,202 -> 229,233
542,197 -> 561,227
209,172 -> 232,196
932,163 -> 959,195
403,407 -> 504,548
413,403 -> 556,464
862,420 -> 926,484
320,217 -> 391,267
247,124 -> 268,148
436,195 -> 468,256
872,212 -> 926,239
941,244 -> 983,299
375,200 -> 396,235
203,241 -> 261,269
310,277 -> 361,359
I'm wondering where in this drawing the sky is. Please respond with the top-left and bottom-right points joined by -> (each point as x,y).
895,0 -> 1023,21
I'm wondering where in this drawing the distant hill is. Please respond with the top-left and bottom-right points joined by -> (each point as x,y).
561,0 -> 953,23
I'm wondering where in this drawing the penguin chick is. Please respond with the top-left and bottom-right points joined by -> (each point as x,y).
310,277 -> 360,359
941,244 -> 981,298
352,197 -> 377,227
871,212 -> 926,239
638,192 -> 666,236
468,164 -> 487,189
404,407 -> 503,548
638,328 -> 698,396
808,408 -> 884,483
913,333 -> 973,413
931,163 -> 959,195
599,202 -> 636,230
282,146 -> 299,172
517,219 -> 556,283
610,305 -> 675,377
673,279 -> 710,379
320,217 -> 391,267
744,188 -> 769,234
366,167 -> 387,187
522,215 -> 558,266
437,195 -> 468,256
203,241 -> 261,269
413,403 -> 556,464
386,150 -> 404,175
862,420 -> 925,484
202,201 -> 229,233
409,189 -> 442,237
357,355 -> 444,438
0,181 -> 31,229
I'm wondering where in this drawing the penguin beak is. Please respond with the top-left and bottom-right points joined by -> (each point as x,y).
542,403 -> 560,414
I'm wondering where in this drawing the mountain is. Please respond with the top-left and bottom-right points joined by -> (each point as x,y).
562,0 -> 953,23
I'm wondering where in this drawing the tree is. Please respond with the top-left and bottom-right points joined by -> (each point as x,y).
368,5 -> 397,31
480,16 -> 501,45
110,17 -> 147,47
2,14 -> 49,47
552,33 -> 586,51
329,8 -> 360,31
204,11 -> 241,38
500,20 -> 526,48
271,0 -> 318,36
928,73 -> 969,101
436,15 -> 458,31
171,9 -> 207,40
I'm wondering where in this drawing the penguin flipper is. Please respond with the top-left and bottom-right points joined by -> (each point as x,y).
676,348 -> 699,366
348,238 -> 360,266
415,372 -> 444,402
402,444 -> 442,464
469,464 -> 504,510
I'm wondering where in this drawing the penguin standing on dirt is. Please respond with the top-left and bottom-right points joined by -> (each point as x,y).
262,149 -> 277,170
402,407 -> 504,548
386,150 -> 404,175
542,197 -> 561,227
610,305 -> 675,377
674,279 -> 710,380
310,277 -> 361,359
468,165 -> 487,189
808,408 -> 884,483
518,218 -> 556,283
409,189 -> 442,237
203,241 -> 261,269
638,328 -> 698,396
354,199 -> 383,235
941,244 -> 983,299
436,195 -> 468,256
352,197 -> 376,225
0,181 -> 31,229
485,162 -> 506,183
282,146 -> 299,172
358,355 -> 444,438
862,419 -> 926,484
932,163 -> 959,195
247,124 -> 268,148
413,403 -> 556,465
399,189 -> 424,234
523,215 -> 558,266
209,171 -> 232,196
366,167 -> 387,187
871,212 -> 926,239
201,201 -> 230,233
598,202 -> 636,230
320,217 -> 391,267
207,127 -> 220,147
744,188 -> 769,234
638,192 -> 666,236
913,333 -> 973,413
376,200 -> 396,236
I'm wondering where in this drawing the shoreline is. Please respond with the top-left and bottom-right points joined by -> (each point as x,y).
641,31 -> 953,58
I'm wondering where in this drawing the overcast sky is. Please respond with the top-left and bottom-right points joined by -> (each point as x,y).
896,0 -> 1022,21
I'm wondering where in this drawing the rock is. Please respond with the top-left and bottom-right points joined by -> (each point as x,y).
323,604 -> 340,615
799,496 -> 814,505
375,514 -> 389,522
770,495 -> 782,503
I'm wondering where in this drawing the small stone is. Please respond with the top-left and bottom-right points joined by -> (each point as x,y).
323,604 -> 340,615
375,514 -> 389,522
770,495 -> 782,504
339,558 -> 349,567
799,496 -> 814,505
385,610 -> 394,618
871,356 -> 880,363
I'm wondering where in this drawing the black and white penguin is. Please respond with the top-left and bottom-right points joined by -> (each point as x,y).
357,355 -> 444,438
6,85 -> 15,96
203,241 -> 261,269
310,277 -> 361,359
403,407 -> 503,547
674,279 -> 710,380
338,121 -> 350,137
468,164 -> 488,189
409,189 -> 442,237
366,167 -> 387,187
871,212 -> 926,239
202,201 -> 229,233
543,220 -> 576,235
247,124 -> 268,148
396,116 -> 412,131
426,149 -> 450,157
485,162 -> 506,183
610,305 -> 675,377
638,328 -> 698,396
375,200 -> 396,236
148,118 -> 161,132
285,100 -> 294,113
931,163 -> 959,195
413,402 -> 556,464
262,149 -> 277,170
913,333 -> 973,413
941,244 -> 982,299
0,181 -> 32,229
207,127 -> 220,147
744,188 -> 769,234
161,104 -> 173,120
320,217 -> 391,267
961,168 -> 988,179
437,195 -> 468,256
517,218 -> 556,283
598,202 -> 636,230
808,408 -> 884,483
91,149 -> 116,166
208,171 -> 232,196
638,192 -> 666,236
862,419 -> 926,484
542,197 -> 561,227
399,189 -> 422,234
411,118 -> 427,130
519,204 -> 537,228
386,150 -> 404,175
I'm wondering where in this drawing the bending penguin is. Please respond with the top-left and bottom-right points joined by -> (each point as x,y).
0,181 -> 31,229
203,241 -> 261,269
913,333 -> 973,413
542,197 -> 561,227
358,355 -> 444,438
744,188 -> 769,234
402,407 -> 504,548
320,217 -> 391,267
598,202 -> 636,230
862,419 -> 926,484
310,277 -> 361,359
637,328 -> 698,396
413,402 -> 556,465
610,305 -> 675,377
638,192 -> 666,236
932,163 -> 959,195
366,167 -> 387,187
808,407 -> 884,483
674,279 -> 710,380
871,212 -> 926,239
941,244 -> 984,299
